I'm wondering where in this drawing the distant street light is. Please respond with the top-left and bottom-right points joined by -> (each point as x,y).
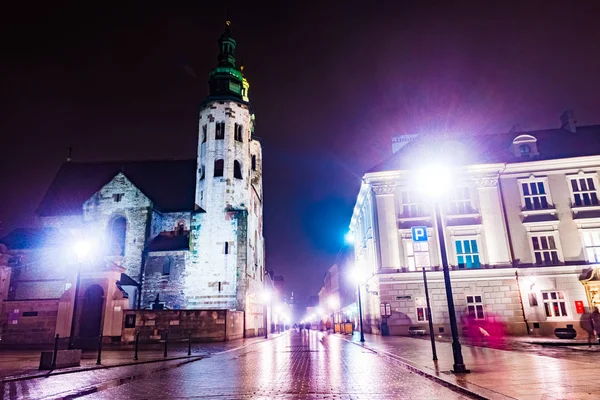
415,164 -> 468,373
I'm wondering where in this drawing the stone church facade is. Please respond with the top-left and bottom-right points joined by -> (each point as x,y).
0,23 -> 266,344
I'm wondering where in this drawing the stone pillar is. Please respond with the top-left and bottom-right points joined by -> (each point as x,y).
475,177 -> 511,265
373,185 -> 401,269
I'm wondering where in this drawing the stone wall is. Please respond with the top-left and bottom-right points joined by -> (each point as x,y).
1,300 -> 59,344
142,251 -> 188,308
121,309 -> 244,343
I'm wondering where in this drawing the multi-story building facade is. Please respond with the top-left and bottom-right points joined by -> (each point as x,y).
350,111 -> 600,337
0,22 -> 266,344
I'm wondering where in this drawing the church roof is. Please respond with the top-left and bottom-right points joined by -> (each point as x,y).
37,159 -> 197,216
369,125 -> 600,173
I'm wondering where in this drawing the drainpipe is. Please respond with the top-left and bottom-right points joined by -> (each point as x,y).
498,166 -> 530,335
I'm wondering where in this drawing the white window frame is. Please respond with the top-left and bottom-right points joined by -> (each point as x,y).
404,239 -> 431,271
448,186 -> 474,215
567,172 -> 600,209
454,237 -> 481,269
528,231 -> 563,266
517,176 -> 553,212
466,294 -> 485,320
580,229 -> 600,264
399,190 -> 428,219
541,290 -> 569,319
415,297 -> 429,323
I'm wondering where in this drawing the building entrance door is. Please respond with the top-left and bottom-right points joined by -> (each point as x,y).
80,284 -> 104,337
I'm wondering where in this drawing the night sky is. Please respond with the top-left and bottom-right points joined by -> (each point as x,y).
1,1 -> 600,301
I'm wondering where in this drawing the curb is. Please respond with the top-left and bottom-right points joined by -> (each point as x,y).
339,336 -> 515,400
1,332 -> 288,384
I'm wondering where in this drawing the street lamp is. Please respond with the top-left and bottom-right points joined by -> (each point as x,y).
350,267 -> 366,343
261,289 -> 271,339
416,164 -> 468,373
68,239 -> 93,349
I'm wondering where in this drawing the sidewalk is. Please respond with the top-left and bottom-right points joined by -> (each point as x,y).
346,333 -> 599,400
0,333 -> 285,382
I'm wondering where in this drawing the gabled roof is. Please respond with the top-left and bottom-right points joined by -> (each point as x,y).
369,125 -> 600,173
37,159 -> 197,216
0,228 -> 62,249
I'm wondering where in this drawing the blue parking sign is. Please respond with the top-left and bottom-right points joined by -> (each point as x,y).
411,226 -> 428,242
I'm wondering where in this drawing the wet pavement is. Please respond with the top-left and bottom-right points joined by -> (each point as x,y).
349,333 -> 600,400
2,330 -> 470,399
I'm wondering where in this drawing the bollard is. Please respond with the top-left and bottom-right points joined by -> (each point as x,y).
96,334 -> 103,365
163,331 -> 168,358
51,334 -> 59,369
134,331 -> 139,361
187,332 -> 192,356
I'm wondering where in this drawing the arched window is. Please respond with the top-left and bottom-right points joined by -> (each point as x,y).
519,145 -> 531,156
215,122 -> 225,140
251,155 -> 256,171
109,217 -> 127,256
234,160 -> 242,179
214,159 -> 224,177
234,124 -> 243,142
162,257 -> 171,275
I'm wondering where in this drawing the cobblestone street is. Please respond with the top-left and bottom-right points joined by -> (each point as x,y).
1,331 -> 469,399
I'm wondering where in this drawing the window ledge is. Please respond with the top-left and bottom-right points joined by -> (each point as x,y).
572,205 -> 600,213
447,213 -> 481,219
521,208 -> 557,217
398,216 -> 432,222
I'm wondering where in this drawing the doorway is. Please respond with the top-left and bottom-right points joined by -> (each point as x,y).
80,284 -> 104,337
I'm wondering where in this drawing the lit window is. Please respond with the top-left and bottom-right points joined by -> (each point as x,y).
570,176 -> 599,207
582,231 -> 600,263
214,159 -> 224,177
405,240 -> 430,271
542,291 -> 568,317
455,239 -> 480,268
401,191 -> 427,218
448,187 -> 472,215
531,234 -> 560,265
466,295 -> 485,320
415,297 -> 429,322
234,160 -> 242,179
520,179 -> 550,210
215,122 -> 225,140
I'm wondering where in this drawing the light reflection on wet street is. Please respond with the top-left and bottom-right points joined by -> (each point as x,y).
74,330 -> 468,399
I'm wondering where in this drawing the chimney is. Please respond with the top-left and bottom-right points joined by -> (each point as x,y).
560,110 -> 576,133
391,134 -> 418,154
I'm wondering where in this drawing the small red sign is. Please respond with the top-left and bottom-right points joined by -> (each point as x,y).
575,300 -> 585,314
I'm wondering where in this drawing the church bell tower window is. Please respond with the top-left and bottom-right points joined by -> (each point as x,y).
234,124 -> 243,142
214,159 -> 224,177
234,160 -> 242,179
215,122 -> 225,140
202,125 -> 207,143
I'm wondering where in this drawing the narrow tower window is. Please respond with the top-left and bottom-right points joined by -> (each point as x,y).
224,242 -> 229,254
234,160 -> 242,179
234,124 -> 243,142
215,122 -> 225,140
109,217 -> 127,256
162,257 -> 171,275
202,125 -> 207,143
214,159 -> 224,177
251,155 -> 256,171
199,165 -> 205,180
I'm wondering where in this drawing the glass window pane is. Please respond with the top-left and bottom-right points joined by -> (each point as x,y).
455,241 -> 463,254
467,296 -> 473,303
571,180 -> 579,192
581,179 -> 589,191
537,182 -> 546,194
560,302 -> 567,316
475,296 -> 482,302
543,251 -> 552,263
592,193 -> 599,205
522,183 -> 530,195
471,240 -> 478,253
544,303 -> 551,317
550,292 -> 557,300
541,236 -> 549,249
583,193 -> 591,206
531,183 -> 539,195
558,292 -> 564,299
542,292 -> 549,300
464,240 -> 471,254
458,256 -> 465,267
535,252 -> 543,264
541,196 -> 549,208
551,251 -> 559,264
473,255 -> 480,268
532,237 -> 540,250
548,236 -> 556,249
525,198 -> 533,210
476,305 -> 484,319
533,197 -> 541,209
587,178 -> 595,190
575,194 -> 582,206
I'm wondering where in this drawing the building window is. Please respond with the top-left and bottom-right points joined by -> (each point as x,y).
176,222 -> 185,236
401,191 -> 427,218
214,159 -> 224,177
109,217 -> 127,256
455,239 -> 480,269
466,295 -> 484,320
448,187 -> 472,215
531,234 -> 560,265
405,240 -> 430,271
582,230 -> 600,263
570,176 -> 599,207
199,165 -> 205,180
112,193 -> 124,203
415,297 -> 429,322
202,125 -> 207,143
252,155 -> 256,171
215,122 -> 225,140
519,145 -> 531,156
162,257 -> 171,275
234,160 -> 242,179
224,242 -> 229,254
542,291 -> 568,318
520,179 -> 550,210
234,124 -> 243,142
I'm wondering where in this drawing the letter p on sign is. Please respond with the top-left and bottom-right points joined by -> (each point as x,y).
411,226 -> 428,242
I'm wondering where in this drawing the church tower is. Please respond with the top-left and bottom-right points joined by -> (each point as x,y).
189,22 -> 264,335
